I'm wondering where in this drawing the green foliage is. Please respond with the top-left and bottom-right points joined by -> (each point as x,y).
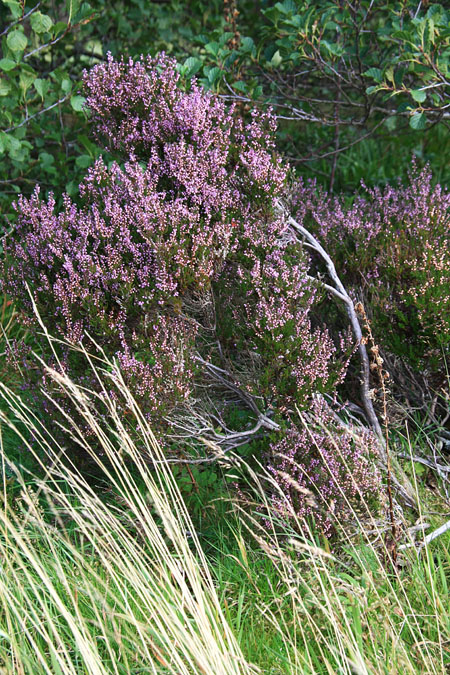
180,0 -> 450,189
0,0 -> 100,225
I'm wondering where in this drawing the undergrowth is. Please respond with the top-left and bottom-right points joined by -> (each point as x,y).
0,346 -> 448,674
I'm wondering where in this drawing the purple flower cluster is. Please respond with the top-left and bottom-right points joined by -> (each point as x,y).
228,244 -> 351,406
293,161 -> 449,245
266,398 -> 380,537
83,53 -> 286,213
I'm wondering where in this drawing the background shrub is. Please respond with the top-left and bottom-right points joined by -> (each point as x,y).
173,0 -> 450,190
291,163 -> 450,382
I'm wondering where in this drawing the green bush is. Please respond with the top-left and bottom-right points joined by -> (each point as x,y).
182,0 -> 450,189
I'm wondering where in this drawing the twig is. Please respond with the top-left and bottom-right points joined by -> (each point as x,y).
24,29 -> 69,60
397,453 -> 450,474
0,2 -> 41,37
4,94 -> 72,133
423,519 -> 450,545
399,518 -> 450,550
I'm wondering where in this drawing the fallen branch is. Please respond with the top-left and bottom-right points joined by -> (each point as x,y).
399,518 -> 450,551
397,453 -> 450,474
162,355 -> 280,460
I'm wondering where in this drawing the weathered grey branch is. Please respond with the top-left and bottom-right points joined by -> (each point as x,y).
276,200 -> 384,448
4,94 -> 71,133
0,2 -> 41,37
397,453 -> 450,474
399,518 -> 450,551
162,355 -> 280,461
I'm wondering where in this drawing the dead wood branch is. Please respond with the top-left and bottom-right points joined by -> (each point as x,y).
276,200 -> 384,450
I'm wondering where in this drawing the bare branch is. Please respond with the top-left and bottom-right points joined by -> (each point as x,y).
399,518 -> 450,551
276,200 -> 384,448
0,2 -> 42,37
4,94 -> 72,133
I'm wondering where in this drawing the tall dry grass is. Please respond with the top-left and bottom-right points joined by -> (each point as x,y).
0,338 -> 447,673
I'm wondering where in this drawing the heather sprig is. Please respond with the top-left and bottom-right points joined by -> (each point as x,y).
215,243 -> 352,410
266,398 -> 381,537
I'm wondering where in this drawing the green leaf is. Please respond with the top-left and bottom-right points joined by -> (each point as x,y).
61,78 -> 72,94
6,29 -> 27,53
385,66 -> 395,83
65,180 -> 77,196
384,116 -> 397,131
53,21 -> 68,36
424,18 -> 435,49
183,57 -> 202,77
67,0 -> 82,23
278,0 -> 296,14
394,66 -> 406,87
271,50 -> 282,67
232,80 -> 248,93
253,84 -> 263,98
8,138 -> 26,161
413,461 -> 427,476
70,94 -> 86,111
264,43 -> 278,62
0,80 -> 11,96
39,152 -> 54,166
364,67 -> 383,82
205,41 -> 220,57
4,136 -> 20,156
0,58 -> 16,72
430,92 -> 440,106
75,154 -> 91,169
2,0 -> 21,19
410,112 -> 427,129
218,32 -> 233,47
30,11 -> 54,34
240,36 -> 255,53
411,89 -> 426,103
34,78 -> 50,99
321,40 -> 343,57
19,68 -> 36,95
206,67 -> 223,84
77,133 -> 97,155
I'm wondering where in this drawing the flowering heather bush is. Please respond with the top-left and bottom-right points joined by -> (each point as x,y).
2,53 -> 349,430
0,53 -> 380,531
266,398 -> 380,537
216,246 -> 352,408
292,163 -> 450,373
